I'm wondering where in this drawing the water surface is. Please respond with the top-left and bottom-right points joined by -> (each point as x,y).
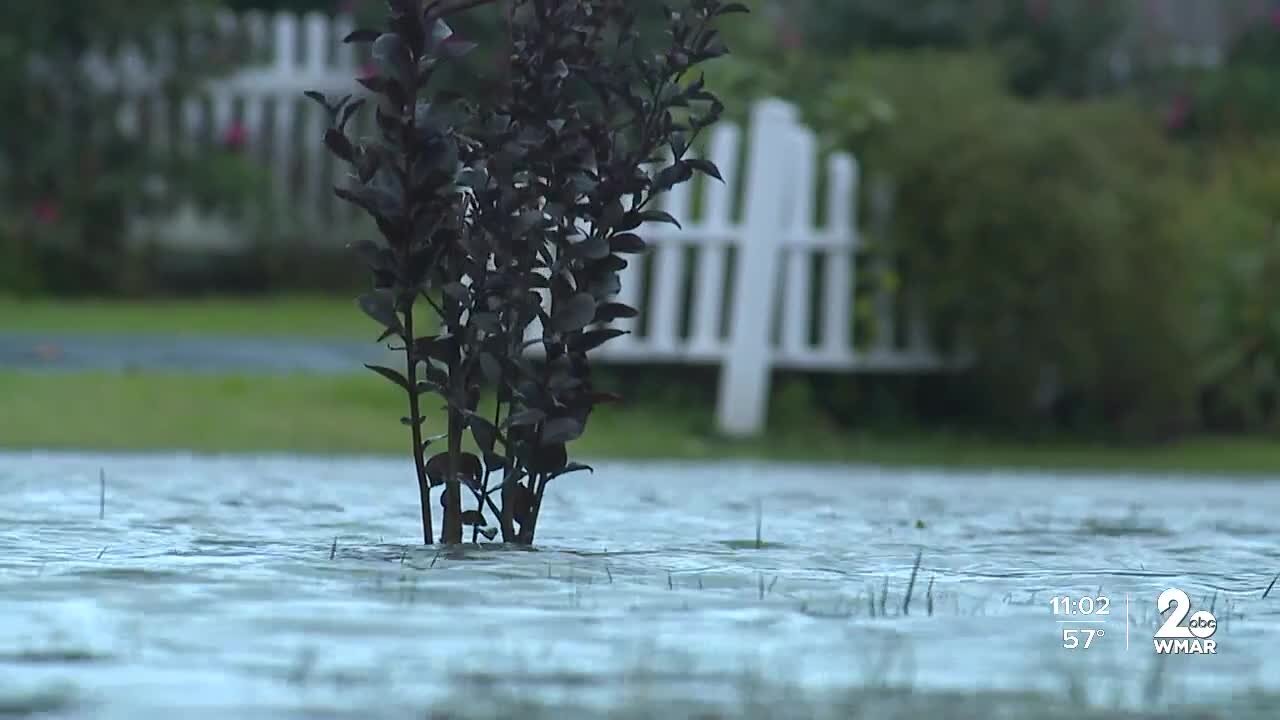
1,452 -> 1277,718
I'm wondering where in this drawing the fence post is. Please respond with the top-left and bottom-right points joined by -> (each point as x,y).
715,99 -> 795,437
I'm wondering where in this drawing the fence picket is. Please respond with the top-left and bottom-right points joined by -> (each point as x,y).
780,127 -> 816,357
648,155 -> 695,353
304,13 -> 330,72
688,124 -> 738,354
274,13 -> 299,72
820,154 -> 857,359
717,99 -> 794,436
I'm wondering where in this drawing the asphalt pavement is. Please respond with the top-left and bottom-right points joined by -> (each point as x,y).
0,332 -> 390,373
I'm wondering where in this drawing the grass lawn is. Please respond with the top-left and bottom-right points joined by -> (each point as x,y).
2,370 -> 1279,474
0,295 -> 374,338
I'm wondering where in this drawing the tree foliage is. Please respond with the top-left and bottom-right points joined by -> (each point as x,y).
0,1 -> 266,295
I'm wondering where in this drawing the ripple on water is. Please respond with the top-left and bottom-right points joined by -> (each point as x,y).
0,452 -> 1278,719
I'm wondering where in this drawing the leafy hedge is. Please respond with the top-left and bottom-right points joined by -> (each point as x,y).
814,52 -> 1202,437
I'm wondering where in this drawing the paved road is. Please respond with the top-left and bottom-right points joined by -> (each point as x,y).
0,332 -> 392,373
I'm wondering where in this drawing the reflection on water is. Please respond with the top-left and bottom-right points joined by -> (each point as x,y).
1,452 -> 1277,719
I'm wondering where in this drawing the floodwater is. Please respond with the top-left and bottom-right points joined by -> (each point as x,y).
1,452 -> 1278,719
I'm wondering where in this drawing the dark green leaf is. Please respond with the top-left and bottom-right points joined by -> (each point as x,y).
512,482 -> 535,525
639,209 -> 682,228
505,408 -> 547,427
415,335 -> 458,365
542,416 -> 584,444
348,239 -> 381,268
609,233 -> 647,254
686,158 -> 723,182
425,452 -> 448,487
442,282 -> 469,303
357,290 -> 403,334
335,184 -> 400,220
471,417 -> 497,455
551,461 -> 594,479
595,302 -> 639,322
515,209 -> 546,235
324,128 -> 355,162
426,451 -> 483,487
372,33 -> 410,83
528,442 -> 568,473
718,2 -> 750,14
478,352 -> 502,384
572,328 -> 627,352
654,162 -> 694,192
364,364 -> 411,391
343,29 -> 382,43
570,235 -> 610,260
550,292 -> 598,333
598,255 -> 629,272
471,312 -> 501,332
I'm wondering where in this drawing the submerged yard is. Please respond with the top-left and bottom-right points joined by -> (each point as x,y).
1,453 -> 1277,719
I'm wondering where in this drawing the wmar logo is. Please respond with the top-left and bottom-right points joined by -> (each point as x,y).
1153,588 -> 1217,655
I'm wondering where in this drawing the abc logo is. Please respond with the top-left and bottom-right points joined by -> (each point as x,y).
1185,611 -> 1217,638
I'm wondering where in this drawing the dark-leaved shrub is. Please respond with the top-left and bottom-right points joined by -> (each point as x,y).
312,0 -> 741,545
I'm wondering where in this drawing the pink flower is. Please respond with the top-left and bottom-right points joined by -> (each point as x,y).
1165,93 -> 1192,131
32,198 -> 59,225
222,121 -> 248,151
771,13 -> 803,51
1271,7 -> 1280,28
780,28 -> 803,51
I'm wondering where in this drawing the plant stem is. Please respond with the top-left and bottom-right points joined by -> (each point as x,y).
404,306 -> 434,545
499,318 -> 519,542
441,289 -> 464,544
443,401 -> 464,543
517,472 -> 546,544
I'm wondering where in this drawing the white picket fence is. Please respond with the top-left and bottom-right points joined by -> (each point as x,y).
595,99 -> 954,435
97,12 -> 957,436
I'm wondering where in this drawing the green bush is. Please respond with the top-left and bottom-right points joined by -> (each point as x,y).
816,52 -> 1201,438
1180,142 -> 1280,432
770,0 -> 1128,99
988,0 -> 1129,98
1148,21 -> 1280,146
1177,60 -> 1280,144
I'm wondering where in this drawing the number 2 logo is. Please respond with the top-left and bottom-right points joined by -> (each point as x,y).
1155,588 -> 1217,640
